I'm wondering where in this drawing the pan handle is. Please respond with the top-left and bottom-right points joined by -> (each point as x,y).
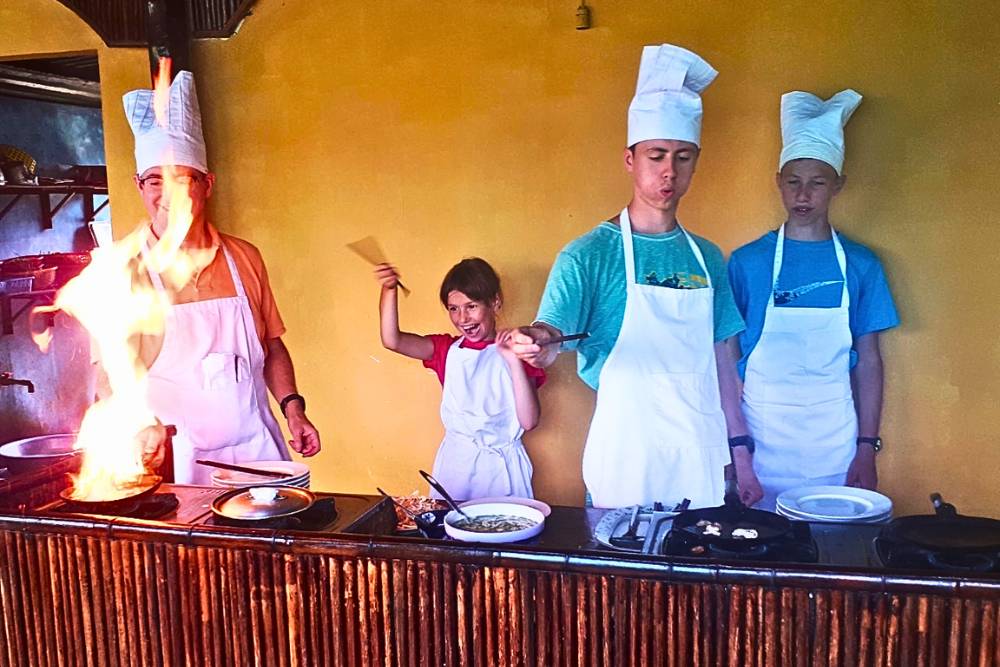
930,492 -> 958,518
418,470 -> 471,519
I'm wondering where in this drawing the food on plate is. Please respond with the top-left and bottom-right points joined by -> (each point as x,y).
731,528 -> 759,540
451,514 -> 538,533
393,494 -> 448,531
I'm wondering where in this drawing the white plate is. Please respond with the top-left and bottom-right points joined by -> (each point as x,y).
444,502 -> 545,543
777,504 -> 891,523
210,461 -> 309,486
459,496 -> 551,517
777,486 -> 892,522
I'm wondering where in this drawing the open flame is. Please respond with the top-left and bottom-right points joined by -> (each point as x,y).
33,58 -> 203,501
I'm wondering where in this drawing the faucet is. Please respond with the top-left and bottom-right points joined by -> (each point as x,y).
0,372 -> 34,393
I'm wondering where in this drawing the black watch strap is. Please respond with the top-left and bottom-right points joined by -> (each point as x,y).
728,435 -> 756,454
857,436 -> 882,453
280,393 -> 305,417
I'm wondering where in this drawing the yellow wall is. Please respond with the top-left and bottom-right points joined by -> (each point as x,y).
4,1 -> 999,515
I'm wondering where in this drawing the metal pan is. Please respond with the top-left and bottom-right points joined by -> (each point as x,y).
673,504 -> 792,550
211,485 -> 315,522
0,434 -> 81,475
59,474 -> 163,512
882,493 -> 1000,553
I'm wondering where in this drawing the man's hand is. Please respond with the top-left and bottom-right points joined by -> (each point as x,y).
845,445 -> 878,490
285,401 -> 321,457
509,324 -> 561,368
135,422 -> 169,471
730,447 -> 764,506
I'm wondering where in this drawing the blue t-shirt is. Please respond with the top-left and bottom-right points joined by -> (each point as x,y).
536,221 -> 746,390
727,230 -> 900,379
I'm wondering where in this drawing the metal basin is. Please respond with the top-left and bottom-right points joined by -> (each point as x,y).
0,434 -> 81,474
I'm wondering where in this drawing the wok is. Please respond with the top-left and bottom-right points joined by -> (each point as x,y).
0,434 -> 81,475
882,493 -> 1000,553
672,473 -> 792,551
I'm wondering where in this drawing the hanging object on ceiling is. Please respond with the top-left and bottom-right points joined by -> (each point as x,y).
576,2 -> 592,30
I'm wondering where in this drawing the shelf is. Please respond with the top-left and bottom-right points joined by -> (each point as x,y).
0,184 -> 109,229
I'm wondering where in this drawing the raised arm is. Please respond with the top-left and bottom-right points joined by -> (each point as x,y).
375,263 -> 434,360
496,329 -> 541,430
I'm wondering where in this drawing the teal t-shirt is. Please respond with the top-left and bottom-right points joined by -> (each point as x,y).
536,221 -> 745,390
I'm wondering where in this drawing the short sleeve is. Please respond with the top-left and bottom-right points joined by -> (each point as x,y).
522,361 -> 547,388
698,240 -> 745,342
421,334 -> 457,385
256,260 -> 286,340
852,258 -> 900,338
535,250 -> 591,349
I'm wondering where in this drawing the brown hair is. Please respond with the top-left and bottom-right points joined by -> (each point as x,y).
439,257 -> 502,307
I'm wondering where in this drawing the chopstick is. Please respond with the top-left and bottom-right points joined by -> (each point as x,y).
195,459 -> 289,479
541,332 -> 589,346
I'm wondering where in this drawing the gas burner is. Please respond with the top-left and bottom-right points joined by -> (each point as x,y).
209,497 -> 338,531
663,522 -> 819,563
57,492 -> 179,519
874,537 -> 1000,573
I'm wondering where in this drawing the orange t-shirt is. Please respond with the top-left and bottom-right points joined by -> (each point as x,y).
128,224 -> 285,369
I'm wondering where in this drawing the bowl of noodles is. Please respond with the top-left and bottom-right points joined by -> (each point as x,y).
444,502 -> 545,543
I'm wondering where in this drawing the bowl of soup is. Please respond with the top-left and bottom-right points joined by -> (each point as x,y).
444,502 -> 545,543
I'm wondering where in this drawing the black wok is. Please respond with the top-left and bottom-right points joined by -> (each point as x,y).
882,493 -> 1000,553
672,472 -> 792,551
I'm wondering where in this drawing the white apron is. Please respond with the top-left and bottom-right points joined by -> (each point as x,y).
144,244 -> 289,485
581,208 -> 729,509
430,339 -> 533,501
743,225 -> 857,511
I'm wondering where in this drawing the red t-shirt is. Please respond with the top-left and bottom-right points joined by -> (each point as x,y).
421,334 -> 547,388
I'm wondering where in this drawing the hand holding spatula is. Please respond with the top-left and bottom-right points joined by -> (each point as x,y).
347,236 -> 411,296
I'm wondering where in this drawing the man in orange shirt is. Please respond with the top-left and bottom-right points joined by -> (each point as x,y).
105,71 -> 320,484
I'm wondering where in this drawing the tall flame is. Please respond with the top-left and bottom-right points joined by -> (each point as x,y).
34,58 -> 204,501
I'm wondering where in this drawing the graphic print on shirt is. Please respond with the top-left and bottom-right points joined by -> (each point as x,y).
644,271 -> 709,290
773,279 -> 843,305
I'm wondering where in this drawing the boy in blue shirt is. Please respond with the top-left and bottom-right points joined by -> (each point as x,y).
728,89 -> 899,511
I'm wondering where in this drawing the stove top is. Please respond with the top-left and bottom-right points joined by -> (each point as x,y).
663,521 -> 818,563
875,536 -> 1000,573
202,492 -> 396,535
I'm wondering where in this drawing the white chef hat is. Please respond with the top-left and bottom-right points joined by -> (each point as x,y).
779,89 -> 862,175
123,71 -> 208,176
627,44 -> 718,148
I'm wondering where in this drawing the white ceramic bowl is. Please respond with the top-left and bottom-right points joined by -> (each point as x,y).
459,496 -> 552,517
444,502 -> 545,543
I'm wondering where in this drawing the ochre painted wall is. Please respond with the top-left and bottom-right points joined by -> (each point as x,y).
4,1 -> 999,515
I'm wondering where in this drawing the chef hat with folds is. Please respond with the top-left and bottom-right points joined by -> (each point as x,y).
779,89 -> 862,175
627,43 -> 718,148
123,70 -> 208,176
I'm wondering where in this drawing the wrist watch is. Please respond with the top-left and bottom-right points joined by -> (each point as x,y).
728,435 -> 756,454
857,436 -> 882,453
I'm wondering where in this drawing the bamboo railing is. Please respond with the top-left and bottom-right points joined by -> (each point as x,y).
0,520 -> 998,666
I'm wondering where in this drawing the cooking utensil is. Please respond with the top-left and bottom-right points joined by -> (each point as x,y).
540,332 -> 589,346
443,502 -> 545,543
377,487 -> 446,537
196,459 -> 289,479
347,236 -> 411,295
59,474 -> 163,511
0,434 -> 81,474
609,504 -> 644,549
211,485 -> 315,521
672,476 -> 792,550
881,493 -> 1000,553
419,469 -> 471,520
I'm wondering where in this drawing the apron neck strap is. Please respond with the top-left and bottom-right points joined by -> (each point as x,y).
141,237 -> 246,299
772,224 -> 849,309
619,207 -> 712,288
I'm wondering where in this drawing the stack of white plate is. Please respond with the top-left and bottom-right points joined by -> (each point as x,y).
776,485 -> 892,523
211,460 -> 310,489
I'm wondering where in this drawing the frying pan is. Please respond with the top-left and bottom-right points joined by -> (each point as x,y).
882,493 -> 1000,553
59,474 -> 163,512
672,488 -> 792,551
